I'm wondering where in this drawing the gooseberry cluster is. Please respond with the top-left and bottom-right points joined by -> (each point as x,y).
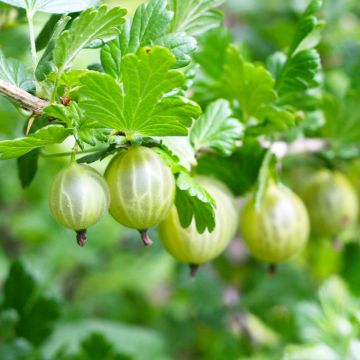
49,145 -> 359,275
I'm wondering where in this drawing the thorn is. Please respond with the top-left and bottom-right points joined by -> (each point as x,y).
76,229 -> 87,247
189,264 -> 199,278
268,263 -> 277,276
26,114 -> 36,136
139,230 -> 153,246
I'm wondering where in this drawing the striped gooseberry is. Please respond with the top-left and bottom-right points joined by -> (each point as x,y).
240,183 -> 309,264
49,162 -> 110,246
299,170 -> 359,238
158,176 -> 238,276
105,146 -> 175,245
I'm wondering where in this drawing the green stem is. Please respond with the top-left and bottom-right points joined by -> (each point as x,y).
26,10 -> 37,72
51,76 -> 60,103
40,147 -> 107,159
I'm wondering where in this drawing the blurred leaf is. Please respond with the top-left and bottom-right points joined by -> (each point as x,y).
35,13 -> 62,51
0,0 -> 99,14
3,260 -> 60,346
0,49 -> 34,92
78,47 -> 201,136
79,332 -> 133,360
197,140 -> 267,196
254,150 -> 275,210
289,0 -> 323,55
17,148 -> 39,188
168,0 -> 224,36
190,99 -> 243,155
175,171 -> 216,233
42,319 -> 168,360
0,339 -> 34,360
222,45 -> 277,121
53,5 -> 127,75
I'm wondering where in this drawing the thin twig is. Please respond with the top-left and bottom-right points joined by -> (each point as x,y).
0,79 -> 48,114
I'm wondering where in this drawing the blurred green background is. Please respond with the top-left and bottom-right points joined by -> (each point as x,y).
0,0 -> 360,359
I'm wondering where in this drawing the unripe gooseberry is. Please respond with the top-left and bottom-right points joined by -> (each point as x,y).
240,183 -> 309,264
299,169 -> 359,238
105,146 -> 175,246
158,177 -> 238,276
49,162 -> 110,246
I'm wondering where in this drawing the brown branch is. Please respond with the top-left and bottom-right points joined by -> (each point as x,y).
0,79 -> 48,114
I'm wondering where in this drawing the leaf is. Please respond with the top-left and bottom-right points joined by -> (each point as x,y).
197,140 -> 267,196
53,5 -> 127,74
44,102 -> 108,146
127,0 -> 172,54
193,27 -> 232,79
3,260 -> 60,346
0,125 -> 72,159
0,339 -> 34,360
161,136 -> 197,171
80,333 -> 132,360
276,49 -> 321,98
289,0 -> 323,55
0,0 -> 99,14
190,99 -> 243,155
17,149 -> 39,188
175,172 -> 215,233
154,33 -> 196,69
79,47 -> 201,137
168,0 -> 225,36
222,45 -> 277,120
0,49 -> 34,91
35,14 -> 62,51
35,14 -> 71,81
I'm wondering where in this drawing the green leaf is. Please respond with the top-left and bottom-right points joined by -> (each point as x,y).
168,0 -> 224,36
127,0 -> 172,54
0,125 -> 72,159
276,49 -> 321,98
80,333 -> 133,360
53,5 -> 127,75
35,14 -> 71,82
154,33 -> 196,69
222,45 -> 277,121
44,102 -> 108,146
289,0 -> 323,55
175,172 -> 215,233
0,339 -> 34,360
0,0 -> 99,15
79,47 -> 201,137
193,27 -> 232,79
197,140 -> 267,196
0,49 -> 34,91
4,260 -> 60,346
191,99 -> 243,156
35,14 -> 62,51
17,149 -> 39,188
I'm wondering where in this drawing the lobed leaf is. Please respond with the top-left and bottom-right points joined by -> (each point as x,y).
79,47 -> 201,137
191,99 -> 243,155
175,172 -> 216,233
53,5 -> 127,74
168,0 -> 224,36
0,50 -> 34,91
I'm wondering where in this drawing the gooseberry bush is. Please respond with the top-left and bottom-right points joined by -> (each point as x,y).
0,0 -> 360,357
0,0 -> 358,271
